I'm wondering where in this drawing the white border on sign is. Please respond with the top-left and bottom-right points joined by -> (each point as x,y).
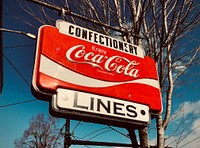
56,20 -> 144,58
55,88 -> 150,123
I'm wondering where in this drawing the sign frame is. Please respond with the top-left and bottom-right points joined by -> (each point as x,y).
51,89 -> 150,127
32,20 -> 162,126
51,88 -> 150,126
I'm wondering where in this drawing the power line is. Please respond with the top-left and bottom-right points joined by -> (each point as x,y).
71,121 -> 82,135
53,123 -> 66,148
0,52 -> 37,109
179,135 -> 200,148
0,99 -> 37,109
1,2 -> 40,111
108,125 -> 129,138
81,127 -> 109,140
0,51 -> 37,109
26,0 -> 143,39
0,0 -> 3,94
3,53 -> 31,87
3,44 -> 35,49
86,129 -> 112,141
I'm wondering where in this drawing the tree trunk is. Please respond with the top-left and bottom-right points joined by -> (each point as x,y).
156,115 -> 165,148
139,126 -> 149,147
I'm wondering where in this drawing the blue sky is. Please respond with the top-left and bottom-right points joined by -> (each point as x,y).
0,1 -> 132,147
0,0 -> 200,148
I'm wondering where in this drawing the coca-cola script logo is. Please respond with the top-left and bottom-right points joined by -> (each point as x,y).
66,45 -> 140,78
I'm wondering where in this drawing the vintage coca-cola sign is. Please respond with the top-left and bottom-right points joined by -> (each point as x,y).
32,21 -> 162,116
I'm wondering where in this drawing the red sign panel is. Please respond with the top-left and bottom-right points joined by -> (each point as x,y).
32,22 -> 162,114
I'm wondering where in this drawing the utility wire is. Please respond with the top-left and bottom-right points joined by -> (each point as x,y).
0,99 -> 37,108
81,127 -> 109,139
179,135 -> 200,148
71,121 -> 82,135
3,53 -> 31,87
26,0 -> 143,39
53,123 -> 66,148
4,44 -> 35,49
0,48 -> 37,109
86,129 -> 112,141
1,3 -> 38,116
0,52 -> 37,109
108,125 -> 129,138
1,26 -> 36,108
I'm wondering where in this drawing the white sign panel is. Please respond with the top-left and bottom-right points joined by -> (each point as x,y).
54,88 -> 150,123
56,20 -> 144,58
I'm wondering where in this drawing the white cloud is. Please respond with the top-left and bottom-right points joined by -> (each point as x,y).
149,137 -> 157,146
172,60 -> 187,78
183,101 -> 200,115
165,100 -> 200,147
170,100 -> 200,123
113,100 -> 200,148
173,61 -> 186,70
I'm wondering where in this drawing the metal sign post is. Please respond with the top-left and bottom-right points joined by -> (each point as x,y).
0,0 -> 3,94
64,119 -> 71,148
62,121 -> 172,147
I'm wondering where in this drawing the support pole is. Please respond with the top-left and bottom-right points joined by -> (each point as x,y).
64,119 -> 71,148
127,128 -> 139,148
71,140 -> 133,147
0,0 -> 3,94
